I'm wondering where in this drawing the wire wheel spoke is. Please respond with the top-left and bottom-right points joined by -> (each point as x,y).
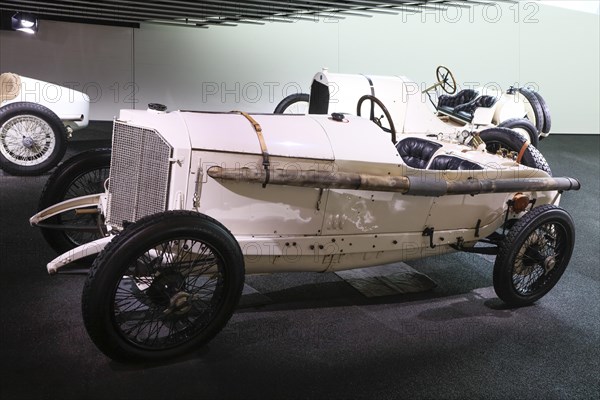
66,167 -> 110,198
112,238 -> 225,349
511,222 -> 564,295
285,101 -> 308,114
56,167 -> 110,246
0,115 -> 56,165
58,210 -> 104,246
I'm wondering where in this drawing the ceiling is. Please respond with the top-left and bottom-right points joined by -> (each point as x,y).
0,1 -> 515,29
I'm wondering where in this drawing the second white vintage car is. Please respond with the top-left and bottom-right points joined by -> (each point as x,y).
0,72 -> 90,175
276,66 -> 552,148
31,103 -> 579,363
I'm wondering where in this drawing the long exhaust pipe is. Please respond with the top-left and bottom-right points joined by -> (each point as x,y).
207,166 -> 580,196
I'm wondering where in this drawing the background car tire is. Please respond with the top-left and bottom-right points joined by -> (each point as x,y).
0,102 -> 67,176
479,127 -> 552,175
497,118 -> 539,147
532,91 -> 552,135
493,205 -> 575,307
38,148 -> 111,256
274,93 -> 310,114
517,88 -> 545,135
82,210 -> 245,362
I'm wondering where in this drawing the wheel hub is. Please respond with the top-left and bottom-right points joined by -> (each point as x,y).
544,256 -> 556,273
22,136 -> 35,149
163,292 -> 199,316
146,271 -> 184,308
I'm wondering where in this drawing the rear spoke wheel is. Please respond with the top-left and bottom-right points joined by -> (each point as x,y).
38,148 -> 111,255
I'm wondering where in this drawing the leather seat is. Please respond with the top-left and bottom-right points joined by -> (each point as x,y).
437,89 -> 478,109
454,95 -> 497,115
438,94 -> 497,123
396,137 -> 442,169
428,155 -> 483,171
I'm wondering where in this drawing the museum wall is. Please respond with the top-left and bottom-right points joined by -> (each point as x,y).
0,22 -> 133,120
0,2 -> 598,134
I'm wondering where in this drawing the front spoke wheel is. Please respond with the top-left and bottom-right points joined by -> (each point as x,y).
82,211 -> 245,362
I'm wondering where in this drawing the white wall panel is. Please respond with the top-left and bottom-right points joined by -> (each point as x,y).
520,5 -> 599,134
0,20 -> 133,120
335,2 -> 598,134
134,21 -> 339,113
0,3 -> 598,133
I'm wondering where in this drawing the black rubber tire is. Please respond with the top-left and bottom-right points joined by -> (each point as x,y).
493,205 -> 575,307
517,88 -> 545,134
38,148 -> 111,256
274,93 -> 310,114
479,127 -> 552,176
498,118 -> 539,147
532,91 -> 552,135
82,211 -> 245,362
0,102 -> 68,176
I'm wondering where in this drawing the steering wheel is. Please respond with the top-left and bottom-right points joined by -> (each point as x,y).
356,95 -> 397,144
422,65 -> 457,94
436,65 -> 457,94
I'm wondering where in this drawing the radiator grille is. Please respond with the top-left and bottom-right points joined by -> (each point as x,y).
107,121 -> 172,229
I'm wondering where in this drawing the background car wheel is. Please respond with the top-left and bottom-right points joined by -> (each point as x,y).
497,118 -> 539,147
532,91 -> 552,136
274,93 -> 309,114
0,102 -> 67,176
493,205 -> 575,307
479,127 -> 552,175
517,87 -> 545,135
82,211 -> 245,362
38,148 -> 111,256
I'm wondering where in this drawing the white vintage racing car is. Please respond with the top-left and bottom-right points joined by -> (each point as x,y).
31,102 -> 579,362
0,72 -> 90,175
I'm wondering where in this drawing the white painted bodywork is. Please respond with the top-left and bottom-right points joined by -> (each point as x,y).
1,75 -> 90,131
34,107 -> 561,275
30,193 -> 102,225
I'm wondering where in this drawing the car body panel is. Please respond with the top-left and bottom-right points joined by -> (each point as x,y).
68,109 -> 562,276
1,75 -> 90,131
32,96 -> 573,275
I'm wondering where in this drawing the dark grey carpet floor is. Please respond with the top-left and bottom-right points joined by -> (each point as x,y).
0,128 -> 598,400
